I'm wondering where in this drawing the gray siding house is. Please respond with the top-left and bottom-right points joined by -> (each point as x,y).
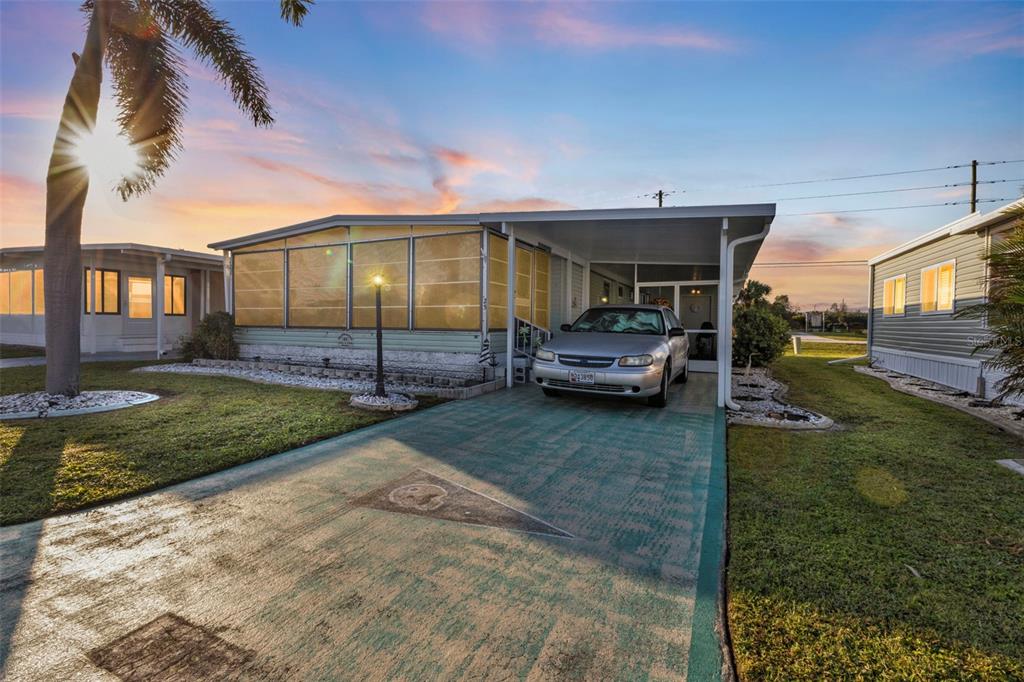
867,199 -> 1021,403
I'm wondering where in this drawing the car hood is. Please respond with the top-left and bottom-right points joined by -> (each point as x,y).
541,332 -> 664,357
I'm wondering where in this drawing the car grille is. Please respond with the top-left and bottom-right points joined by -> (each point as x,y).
557,354 -> 616,369
546,379 -> 626,393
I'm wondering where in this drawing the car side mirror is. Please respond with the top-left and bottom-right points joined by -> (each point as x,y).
560,324 -> 572,332
668,327 -> 687,337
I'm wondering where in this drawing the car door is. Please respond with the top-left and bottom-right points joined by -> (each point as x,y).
663,309 -> 685,374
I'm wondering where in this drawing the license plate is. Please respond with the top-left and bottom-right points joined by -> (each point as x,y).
568,370 -> 595,385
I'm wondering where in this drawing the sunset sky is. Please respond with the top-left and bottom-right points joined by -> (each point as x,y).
1,1 -> 1021,310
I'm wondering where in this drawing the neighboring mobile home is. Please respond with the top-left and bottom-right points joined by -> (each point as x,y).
867,199 -> 1022,403
0,244 -> 225,356
208,204 -> 776,408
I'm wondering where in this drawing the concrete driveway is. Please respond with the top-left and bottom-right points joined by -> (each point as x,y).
0,375 -> 727,681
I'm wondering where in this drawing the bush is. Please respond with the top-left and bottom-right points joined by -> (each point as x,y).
179,311 -> 239,362
733,305 -> 790,367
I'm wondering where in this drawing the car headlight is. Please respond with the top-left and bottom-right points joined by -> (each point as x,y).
619,354 -> 653,367
535,348 -> 556,362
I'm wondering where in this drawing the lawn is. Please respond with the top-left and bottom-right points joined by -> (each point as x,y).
0,344 -> 45,358
727,348 -> 1024,679
808,330 -> 867,341
0,362 -> 443,525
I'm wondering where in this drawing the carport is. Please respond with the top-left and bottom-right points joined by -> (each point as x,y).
480,204 -> 776,407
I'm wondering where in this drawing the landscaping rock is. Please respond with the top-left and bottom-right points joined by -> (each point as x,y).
0,391 -> 159,419
349,392 -> 418,412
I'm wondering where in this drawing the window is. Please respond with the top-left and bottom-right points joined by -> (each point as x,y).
164,275 -> 186,316
533,250 -> 550,329
234,251 -> 284,326
84,268 -> 120,314
33,269 -> 44,314
9,270 -> 32,315
921,261 -> 955,313
514,245 -> 533,320
414,232 -> 481,330
0,273 -> 8,314
351,239 -> 409,328
288,245 -> 348,327
882,274 -> 905,316
128,276 -> 153,319
487,232 -> 508,330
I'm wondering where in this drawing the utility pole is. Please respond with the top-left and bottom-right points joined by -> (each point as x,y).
656,189 -> 664,207
970,160 -> 978,213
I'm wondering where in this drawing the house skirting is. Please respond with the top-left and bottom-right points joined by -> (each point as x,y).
870,345 -> 1022,405
238,343 -> 487,381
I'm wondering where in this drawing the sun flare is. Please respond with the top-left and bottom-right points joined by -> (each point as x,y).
69,116 -> 143,186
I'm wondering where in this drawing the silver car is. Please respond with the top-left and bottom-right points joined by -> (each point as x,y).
532,304 -> 689,407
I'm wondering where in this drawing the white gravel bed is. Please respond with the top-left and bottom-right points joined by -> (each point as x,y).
727,369 -> 833,430
0,391 -> 159,419
137,362 -> 430,395
856,365 -> 1024,439
350,393 -> 418,412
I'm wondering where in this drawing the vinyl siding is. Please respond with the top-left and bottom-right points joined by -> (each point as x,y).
870,229 -> 989,360
235,327 -> 482,354
571,263 -> 585,319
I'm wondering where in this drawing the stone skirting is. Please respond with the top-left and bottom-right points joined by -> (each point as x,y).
237,344 -> 488,381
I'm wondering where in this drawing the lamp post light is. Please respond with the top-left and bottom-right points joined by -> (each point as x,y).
371,274 -> 386,398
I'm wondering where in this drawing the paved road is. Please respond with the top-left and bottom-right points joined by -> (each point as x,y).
0,378 -> 726,681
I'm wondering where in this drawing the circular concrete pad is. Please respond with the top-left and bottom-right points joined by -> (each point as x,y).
388,483 -> 448,511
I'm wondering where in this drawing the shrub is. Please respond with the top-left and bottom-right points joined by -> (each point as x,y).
179,311 -> 238,362
733,305 -> 790,367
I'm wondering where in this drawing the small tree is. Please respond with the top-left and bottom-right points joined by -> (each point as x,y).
956,206 -> 1024,401
735,279 -> 773,309
733,305 -> 791,367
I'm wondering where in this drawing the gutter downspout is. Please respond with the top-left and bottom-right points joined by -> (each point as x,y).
724,221 -> 771,410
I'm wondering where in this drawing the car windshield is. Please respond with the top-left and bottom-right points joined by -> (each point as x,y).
570,308 -> 665,335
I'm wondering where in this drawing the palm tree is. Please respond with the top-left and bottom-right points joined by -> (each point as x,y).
44,0 -> 312,396
957,205 -> 1024,402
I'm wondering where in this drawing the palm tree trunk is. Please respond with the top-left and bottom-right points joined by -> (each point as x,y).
44,4 -> 107,396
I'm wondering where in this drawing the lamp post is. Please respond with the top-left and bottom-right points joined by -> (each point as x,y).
372,274 -> 386,398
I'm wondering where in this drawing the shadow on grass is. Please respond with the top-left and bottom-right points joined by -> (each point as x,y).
0,426 -> 66,676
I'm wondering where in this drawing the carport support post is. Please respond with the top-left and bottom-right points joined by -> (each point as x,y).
717,218 -> 729,407
155,256 -> 165,359
505,221 -> 515,388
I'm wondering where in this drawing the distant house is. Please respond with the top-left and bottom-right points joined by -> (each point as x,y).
867,199 -> 1022,403
0,243 -> 225,356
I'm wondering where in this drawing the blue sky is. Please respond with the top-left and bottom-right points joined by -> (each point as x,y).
1,0 -> 1021,307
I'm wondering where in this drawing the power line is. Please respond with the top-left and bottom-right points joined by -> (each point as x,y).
743,159 -> 1024,189
775,178 -> 1023,202
779,197 -> 1011,217
754,260 -> 867,268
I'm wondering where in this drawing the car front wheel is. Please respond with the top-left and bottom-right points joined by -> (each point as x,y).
648,362 -> 670,408
675,359 -> 689,384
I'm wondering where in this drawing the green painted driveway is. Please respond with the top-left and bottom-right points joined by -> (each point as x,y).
1,375 -> 726,681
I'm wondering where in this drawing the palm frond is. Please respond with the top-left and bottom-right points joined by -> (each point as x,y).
280,0 -> 313,26
139,0 -> 273,127
105,1 -> 187,199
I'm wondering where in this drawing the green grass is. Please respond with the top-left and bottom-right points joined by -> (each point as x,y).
0,344 -> 45,358
808,330 -> 867,341
789,341 -> 866,359
0,362 -> 443,525
727,349 -> 1024,680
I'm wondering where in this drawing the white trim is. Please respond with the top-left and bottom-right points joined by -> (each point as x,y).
717,219 -> 729,407
869,198 -> 1022,265
870,345 -> 982,368
505,222 -> 515,388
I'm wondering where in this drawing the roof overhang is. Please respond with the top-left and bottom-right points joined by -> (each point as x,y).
869,199 -> 1022,266
0,243 -> 222,267
208,204 -> 775,279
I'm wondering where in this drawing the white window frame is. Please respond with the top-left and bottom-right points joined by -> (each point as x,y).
882,273 -> 906,317
920,259 -> 956,315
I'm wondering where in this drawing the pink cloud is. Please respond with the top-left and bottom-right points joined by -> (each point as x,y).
468,197 -> 573,212
419,3 -> 735,52
915,20 -> 1024,58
